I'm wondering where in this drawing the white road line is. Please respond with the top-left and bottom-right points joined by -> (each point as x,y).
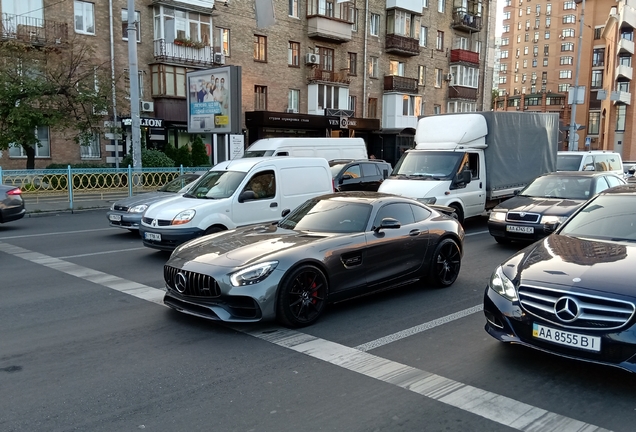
58,247 -> 147,259
465,230 -> 489,237
0,241 -> 612,432
354,304 -> 484,352
0,227 -> 115,240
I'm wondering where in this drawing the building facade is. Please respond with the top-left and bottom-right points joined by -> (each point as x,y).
0,0 -> 493,169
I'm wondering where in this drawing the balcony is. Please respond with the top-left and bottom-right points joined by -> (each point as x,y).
613,91 -> 631,105
384,75 -> 418,93
451,8 -> 483,32
0,13 -> 68,46
153,39 -> 214,66
307,16 -> 352,43
621,4 -> 636,29
448,86 -> 478,100
450,49 -> 480,65
307,68 -> 350,84
616,64 -> 633,80
386,0 -> 423,14
618,38 -> 635,55
385,34 -> 420,56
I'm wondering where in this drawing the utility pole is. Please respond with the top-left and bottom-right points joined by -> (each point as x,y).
568,0 -> 586,151
127,0 -> 142,169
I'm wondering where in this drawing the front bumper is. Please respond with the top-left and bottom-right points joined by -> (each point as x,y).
107,210 -> 142,230
487,220 -> 552,243
483,286 -> 636,373
140,225 -> 205,251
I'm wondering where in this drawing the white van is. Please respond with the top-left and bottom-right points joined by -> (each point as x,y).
557,151 -> 624,178
243,137 -> 367,160
140,157 -> 333,250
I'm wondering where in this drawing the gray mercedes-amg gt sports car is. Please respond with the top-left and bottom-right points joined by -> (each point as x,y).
163,192 -> 464,327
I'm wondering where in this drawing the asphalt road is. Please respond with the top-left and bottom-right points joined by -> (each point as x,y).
1,211 -> 635,432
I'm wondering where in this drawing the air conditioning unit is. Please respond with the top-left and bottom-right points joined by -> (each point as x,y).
213,53 -> 225,65
305,53 -> 320,65
514,68 -> 519,72
444,73 -> 453,81
524,106 -> 529,110
516,106 -> 520,110
141,101 -> 154,112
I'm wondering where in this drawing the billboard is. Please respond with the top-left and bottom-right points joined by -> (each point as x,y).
187,66 -> 242,134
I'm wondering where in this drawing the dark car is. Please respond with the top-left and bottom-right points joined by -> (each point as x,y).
0,184 -> 26,223
107,173 -> 203,231
488,171 -> 625,244
484,183 -> 636,373
329,159 -> 392,192
163,191 -> 464,327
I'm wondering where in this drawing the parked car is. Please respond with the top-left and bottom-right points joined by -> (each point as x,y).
107,173 -> 203,231
0,185 -> 26,223
163,192 -> 464,327
557,150 -> 624,178
623,161 -> 636,181
484,183 -> 636,373
488,171 -> 626,244
329,159 -> 392,192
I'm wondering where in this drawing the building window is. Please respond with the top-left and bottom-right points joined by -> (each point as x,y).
562,29 -> 575,38
592,48 -> 605,67
501,50 -> 509,58
347,52 -> 357,75
254,35 -> 267,61
80,132 -> 101,159
523,59 -> 528,68
289,0 -> 299,17
423,0 -> 429,8
122,9 -> 141,42
545,31 -> 550,39
317,84 -> 339,110
435,68 -> 442,87
559,70 -> 572,79
591,70 -> 603,88
619,55 -> 632,66
151,64 -> 188,97
558,83 -> 569,92
542,58 -> 548,66
402,95 -> 423,116
546,17 -> 551,27
74,1 -> 95,35
594,27 -> 604,40
532,59 -> 538,67
368,98 -> 378,117
501,38 -> 509,46
368,56 -> 378,78
503,11 -> 510,20
524,46 -> 529,55
563,1 -> 576,10
449,65 -> 479,88
387,9 -> 420,38
588,112 -> 600,135
559,56 -> 573,65
389,60 -> 405,76
436,31 -> 444,51
352,8 -> 359,31
563,14 -> 576,24
433,105 -> 441,114
438,0 -> 445,13
420,26 -> 428,47
288,41 -> 300,66
499,76 -> 507,84
618,81 -> 630,92
561,42 -> 574,51
544,44 -> 550,55
370,13 -> 380,36
216,28 -> 230,56
288,89 -> 299,112
503,25 -> 510,33
348,95 -> 356,115
153,6 -> 214,47
255,85 -> 267,110
9,127 -> 50,158
616,105 -> 626,131
418,65 -> 426,85
319,47 -> 334,71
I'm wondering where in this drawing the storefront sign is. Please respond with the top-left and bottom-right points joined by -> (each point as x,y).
121,117 -> 164,128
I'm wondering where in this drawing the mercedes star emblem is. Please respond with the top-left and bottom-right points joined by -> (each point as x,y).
554,296 -> 580,322
175,272 -> 188,293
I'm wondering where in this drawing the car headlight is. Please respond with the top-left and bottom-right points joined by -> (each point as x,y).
540,215 -> 567,224
417,197 -> 437,205
230,261 -> 278,287
489,211 -> 506,222
489,265 -> 518,301
128,204 -> 148,214
171,209 -> 196,225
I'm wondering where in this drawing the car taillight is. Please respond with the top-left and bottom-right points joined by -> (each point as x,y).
7,188 -> 22,196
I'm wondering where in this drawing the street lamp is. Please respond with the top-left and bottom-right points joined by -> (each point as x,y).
568,0 -> 586,151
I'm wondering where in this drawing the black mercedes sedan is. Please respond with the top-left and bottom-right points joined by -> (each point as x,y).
484,183 -> 636,373
0,184 -> 26,223
163,192 -> 464,327
488,171 -> 625,244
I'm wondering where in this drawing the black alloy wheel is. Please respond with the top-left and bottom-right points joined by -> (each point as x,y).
428,238 -> 461,287
277,265 -> 328,328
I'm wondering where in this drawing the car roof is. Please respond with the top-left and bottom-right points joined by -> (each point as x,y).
557,150 -> 621,155
598,183 -> 636,195
539,171 -> 618,178
328,159 -> 390,165
212,156 -> 327,172
317,191 -> 417,204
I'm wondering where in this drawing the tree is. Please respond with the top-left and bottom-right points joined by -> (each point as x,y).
0,37 -> 113,169
190,135 -> 210,167
491,89 -> 501,110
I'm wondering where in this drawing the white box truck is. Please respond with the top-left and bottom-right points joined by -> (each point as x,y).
378,112 -> 559,223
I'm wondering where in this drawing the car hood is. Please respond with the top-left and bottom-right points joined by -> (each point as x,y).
170,224 -> 334,268
114,192 -> 173,207
512,235 -> 636,297
496,196 -> 585,217
145,195 -> 228,219
378,178 -> 449,199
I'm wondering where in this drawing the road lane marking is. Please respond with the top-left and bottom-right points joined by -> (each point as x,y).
57,248 -> 146,259
0,241 -> 611,432
0,227 -> 115,240
465,230 -> 489,237
355,304 -> 483,352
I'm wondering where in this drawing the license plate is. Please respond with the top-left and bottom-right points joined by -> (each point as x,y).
506,225 -> 534,233
109,214 -> 122,222
532,323 -> 601,352
144,232 -> 161,241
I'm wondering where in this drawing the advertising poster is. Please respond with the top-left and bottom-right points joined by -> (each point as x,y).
188,68 -> 231,133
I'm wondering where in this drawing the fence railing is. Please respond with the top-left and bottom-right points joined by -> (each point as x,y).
0,166 -> 209,210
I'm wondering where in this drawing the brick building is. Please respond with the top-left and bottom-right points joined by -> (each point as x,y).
0,0 -> 493,169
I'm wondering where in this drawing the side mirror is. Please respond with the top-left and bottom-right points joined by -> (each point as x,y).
544,221 -> 560,233
374,217 -> 401,232
583,165 -> 595,171
341,174 -> 352,181
238,190 -> 257,203
455,169 -> 472,186
513,189 -> 521,196
281,209 -> 291,217
382,169 -> 389,179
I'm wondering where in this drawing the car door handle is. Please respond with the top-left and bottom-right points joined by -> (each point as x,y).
270,202 -> 278,208
409,229 -> 421,236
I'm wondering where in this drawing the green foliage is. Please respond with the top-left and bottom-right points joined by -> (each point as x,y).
191,135 -> 210,167
121,149 -> 174,168
164,142 -> 178,163
174,145 -> 193,167
46,162 -> 110,169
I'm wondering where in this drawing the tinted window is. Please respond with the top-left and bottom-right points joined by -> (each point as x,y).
343,164 -> 361,178
411,204 -> 432,222
606,175 -> 623,188
593,176 -> 609,194
361,163 -> 380,177
373,203 -> 415,227
278,199 -> 372,233
187,170 -> 246,199
159,174 -> 200,193
330,163 -> 348,177
242,170 -> 276,200
594,155 -> 611,172
557,154 -> 584,171
521,175 -> 592,199
561,195 -> 636,240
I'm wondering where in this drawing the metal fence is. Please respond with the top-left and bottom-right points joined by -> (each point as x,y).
0,166 -> 209,210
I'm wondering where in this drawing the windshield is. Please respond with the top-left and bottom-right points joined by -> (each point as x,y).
329,163 -> 348,177
560,195 -> 636,241
159,174 -> 200,193
392,151 -> 462,179
278,199 -> 372,233
520,175 -> 592,200
557,154 -> 584,171
243,150 -> 274,158
185,170 -> 246,199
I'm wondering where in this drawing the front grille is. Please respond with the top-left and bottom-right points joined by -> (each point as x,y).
519,284 -> 635,330
164,265 -> 221,298
507,212 -> 541,223
143,217 -> 171,226
113,204 -> 129,211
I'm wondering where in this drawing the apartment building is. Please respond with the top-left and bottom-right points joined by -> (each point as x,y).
0,0 -> 492,169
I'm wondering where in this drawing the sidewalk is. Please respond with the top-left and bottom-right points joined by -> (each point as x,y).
23,192 -> 124,216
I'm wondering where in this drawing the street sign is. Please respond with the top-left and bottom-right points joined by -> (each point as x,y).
585,136 -> 591,147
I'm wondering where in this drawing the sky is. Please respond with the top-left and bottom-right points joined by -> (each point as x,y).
495,0 -> 504,36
